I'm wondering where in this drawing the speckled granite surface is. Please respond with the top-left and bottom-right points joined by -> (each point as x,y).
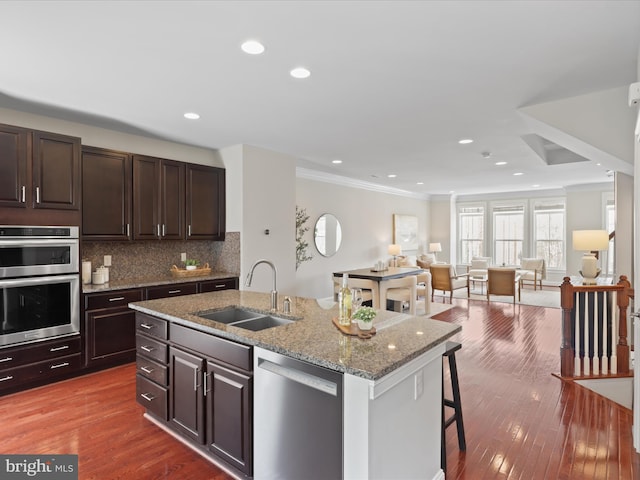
129,291 -> 460,381
82,272 -> 238,293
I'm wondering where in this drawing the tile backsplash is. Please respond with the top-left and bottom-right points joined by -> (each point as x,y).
82,232 -> 240,281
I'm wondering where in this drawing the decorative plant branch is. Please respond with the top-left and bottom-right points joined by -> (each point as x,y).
296,206 -> 313,270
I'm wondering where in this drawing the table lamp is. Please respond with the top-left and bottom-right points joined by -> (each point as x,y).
572,230 -> 609,284
388,244 -> 402,267
429,242 -> 442,262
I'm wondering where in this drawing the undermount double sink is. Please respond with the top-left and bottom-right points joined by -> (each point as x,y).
196,307 -> 299,331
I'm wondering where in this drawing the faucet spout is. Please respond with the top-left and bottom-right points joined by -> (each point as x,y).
246,259 -> 278,311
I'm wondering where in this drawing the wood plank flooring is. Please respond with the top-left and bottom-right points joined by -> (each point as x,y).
0,297 -> 638,479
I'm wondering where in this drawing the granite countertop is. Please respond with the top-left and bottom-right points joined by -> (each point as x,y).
82,272 -> 238,294
128,290 -> 460,381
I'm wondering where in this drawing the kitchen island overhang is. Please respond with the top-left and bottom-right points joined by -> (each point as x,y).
129,290 -> 460,480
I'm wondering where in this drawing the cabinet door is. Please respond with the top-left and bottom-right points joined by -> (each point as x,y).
85,307 -> 136,367
0,124 -> 28,208
160,159 -> 185,239
82,146 -> 132,240
32,130 -> 81,210
186,164 -> 225,240
205,360 -> 252,474
170,347 -> 205,444
133,155 -> 160,240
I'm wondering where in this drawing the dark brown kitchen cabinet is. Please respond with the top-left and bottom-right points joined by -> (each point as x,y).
169,346 -> 205,443
136,313 -> 169,420
146,282 -> 198,300
133,154 -> 184,240
198,277 -> 239,293
84,288 -> 143,368
0,123 -> 80,211
81,146 -> 132,240
186,164 -> 225,240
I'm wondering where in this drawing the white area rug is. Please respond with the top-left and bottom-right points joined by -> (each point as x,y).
441,286 -> 561,308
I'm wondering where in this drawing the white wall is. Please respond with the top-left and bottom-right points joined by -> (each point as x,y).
429,196 -> 453,263
0,107 -> 218,166
615,172 -> 634,280
295,177 -> 429,299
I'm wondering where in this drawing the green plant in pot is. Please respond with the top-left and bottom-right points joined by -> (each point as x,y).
353,306 -> 376,331
184,259 -> 199,270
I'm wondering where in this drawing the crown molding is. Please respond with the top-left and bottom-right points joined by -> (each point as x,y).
296,167 -> 430,201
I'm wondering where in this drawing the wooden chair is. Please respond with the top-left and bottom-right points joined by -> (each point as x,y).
379,275 -> 418,315
416,272 -> 431,314
332,276 -> 380,309
429,264 -> 469,302
486,268 -> 520,303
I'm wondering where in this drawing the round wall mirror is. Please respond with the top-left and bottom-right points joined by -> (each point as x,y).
314,213 -> 342,257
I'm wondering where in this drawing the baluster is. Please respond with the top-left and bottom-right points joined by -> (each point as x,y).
584,292 -> 590,376
574,292 -> 581,375
593,291 -> 599,375
611,290 -> 618,374
602,291 -> 608,373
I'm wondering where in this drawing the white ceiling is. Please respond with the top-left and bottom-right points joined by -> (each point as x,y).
1,0 -> 639,196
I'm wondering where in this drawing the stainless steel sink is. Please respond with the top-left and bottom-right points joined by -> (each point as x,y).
195,307 -> 297,331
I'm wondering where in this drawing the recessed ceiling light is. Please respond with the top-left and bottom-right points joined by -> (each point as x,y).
241,40 -> 265,55
596,163 -> 601,166
458,139 -> 473,144
417,181 -> 424,185
513,172 -> 524,176
332,159 -> 342,164
449,190 -> 455,194
290,67 -> 311,79
495,161 -> 507,166
532,184 -> 541,188
184,112 -> 200,120
387,174 -> 397,178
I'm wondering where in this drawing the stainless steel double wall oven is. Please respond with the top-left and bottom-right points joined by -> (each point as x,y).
0,226 -> 80,347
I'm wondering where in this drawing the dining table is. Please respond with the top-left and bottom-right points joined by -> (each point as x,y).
333,266 -> 425,312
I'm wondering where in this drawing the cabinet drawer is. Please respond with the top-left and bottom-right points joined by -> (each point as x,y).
136,374 -> 168,420
136,334 -> 168,364
198,278 -> 238,293
171,323 -> 252,372
0,353 -> 82,391
136,355 -> 168,386
146,283 -> 197,300
135,312 -> 168,340
85,289 -> 143,310
0,336 -> 81,370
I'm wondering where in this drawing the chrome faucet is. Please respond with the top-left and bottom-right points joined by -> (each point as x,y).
245,259 -> 278,311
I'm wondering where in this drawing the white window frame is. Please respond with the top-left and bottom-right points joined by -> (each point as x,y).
491,200 -> 527,266
457,202 -> 486,264
531,198 -> 566,270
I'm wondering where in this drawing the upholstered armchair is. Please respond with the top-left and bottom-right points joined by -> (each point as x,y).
519,258 -> 545,290
429,264 -> 469,302
416,253 -> 437,269
467,256 -> 491,279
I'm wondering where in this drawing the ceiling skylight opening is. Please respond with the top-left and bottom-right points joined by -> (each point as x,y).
290,67 -> 311,79
332,159 -> 342,164
241,40 -> 265,55
513,172 -> 524,176
387,174 -> 397,178
458,138 -> 473,145
495,161 -> 507,166
184,112 -> 200,120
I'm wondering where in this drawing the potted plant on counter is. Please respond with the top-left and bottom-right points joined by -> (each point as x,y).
185,259 -> 199,271
353,306 -> 376,331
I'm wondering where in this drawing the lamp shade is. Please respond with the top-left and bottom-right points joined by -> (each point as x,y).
428,242 -> 442,253
388,244 -> 402,256
572,230 -> 609,251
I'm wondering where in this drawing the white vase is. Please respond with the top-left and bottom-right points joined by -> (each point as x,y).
357,320 -> 373,331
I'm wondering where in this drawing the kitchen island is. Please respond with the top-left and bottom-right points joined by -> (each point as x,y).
129,290 -> 460,480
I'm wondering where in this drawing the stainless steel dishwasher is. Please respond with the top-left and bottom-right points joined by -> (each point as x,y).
254,347 -> 343,479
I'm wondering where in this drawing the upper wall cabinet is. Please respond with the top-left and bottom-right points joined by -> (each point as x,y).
133,155 -> 185,240
82,146 -> 132,241
186,164 -> 225,241
0,123 -> 80,211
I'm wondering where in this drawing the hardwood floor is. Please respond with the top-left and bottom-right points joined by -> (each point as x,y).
0,298 -> 638,479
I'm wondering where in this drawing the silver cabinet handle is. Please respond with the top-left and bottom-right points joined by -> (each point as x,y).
140,346 -> 155,353
0,357 -> 13,363
168,290 -> 181,294
0,375 -> 14,382
156,224 -> 160,237
139,323 -> 154,330
215,284 -> 226,289
21,186 -> 25,203
35,186 -> 40,203
188,225 -> 191,237
162,224 -> 166,236
50,345 -> 69,352
126,223 -> 130,237
108,297 -> 125,302
140,393 -> 155,402
50,362 -> 70,369
140,366 -> 154,374
204,372 -> 211,396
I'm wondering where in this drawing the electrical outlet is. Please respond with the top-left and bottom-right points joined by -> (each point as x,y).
104,255 -> 112,267
181,252 -> 187,262
414,372 -> 424,400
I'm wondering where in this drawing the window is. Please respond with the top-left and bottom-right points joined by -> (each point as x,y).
533,202 -> 565,269
493,205 -> 524,265
459,206 -> 484,264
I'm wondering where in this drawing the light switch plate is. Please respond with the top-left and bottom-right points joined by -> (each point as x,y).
104,255 -> 112,267
181,252 -> 187,262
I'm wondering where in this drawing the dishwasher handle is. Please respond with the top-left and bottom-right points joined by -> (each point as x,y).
258,358 -> 338,397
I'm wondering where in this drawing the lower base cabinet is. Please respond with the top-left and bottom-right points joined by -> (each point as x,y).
136,313 -> 253,477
